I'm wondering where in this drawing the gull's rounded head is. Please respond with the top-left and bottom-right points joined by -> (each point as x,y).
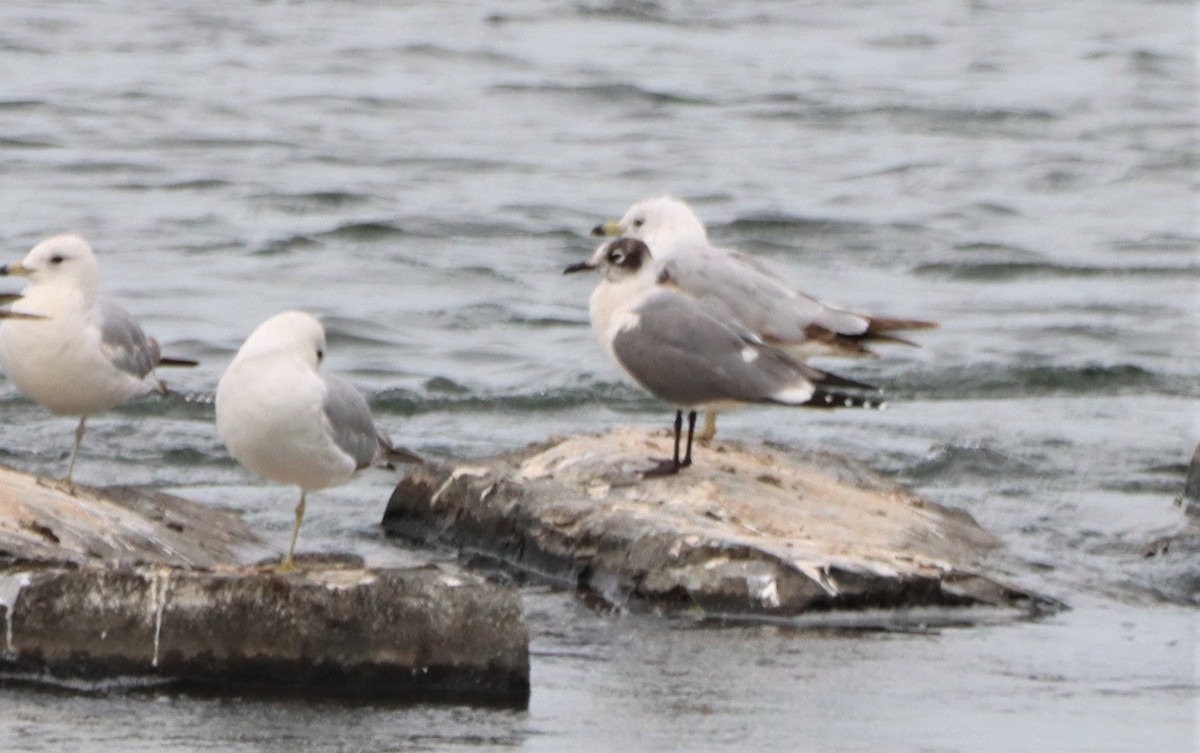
617,196 -> 708,252
234,310 -> 327,369
592,238 -> 653,283
11,234 -> 100,293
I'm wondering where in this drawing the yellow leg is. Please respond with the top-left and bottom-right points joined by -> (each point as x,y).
697,410 -> 717,445
61,417 -> 86,495
278,490 -> 307,572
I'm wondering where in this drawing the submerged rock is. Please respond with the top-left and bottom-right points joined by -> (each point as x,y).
0,466 -> 531,705
382,428 -> 1058,622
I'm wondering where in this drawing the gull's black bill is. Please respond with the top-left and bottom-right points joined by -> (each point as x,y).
563,261 -> 595,275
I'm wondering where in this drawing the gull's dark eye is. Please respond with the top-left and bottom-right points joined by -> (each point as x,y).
49,255 -> 64,265
607,250 -> 626,265
316,348 -> 325,363
632,218 -> 644,228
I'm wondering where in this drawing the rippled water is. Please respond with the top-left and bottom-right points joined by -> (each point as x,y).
0,1 -> 1196,751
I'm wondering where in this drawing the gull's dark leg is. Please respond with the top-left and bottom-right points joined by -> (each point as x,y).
643,410 -> 684,478
681,410 -> 697,468
672,409 -> 683,464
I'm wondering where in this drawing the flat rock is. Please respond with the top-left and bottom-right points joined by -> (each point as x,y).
0,563 -> 529,705
383,428 -> 1058,623
0,466 -> 531,705
0,466 -> 256,567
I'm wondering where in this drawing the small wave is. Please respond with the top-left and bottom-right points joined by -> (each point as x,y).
719,214 -> 930,255
492,82 -> 710,107
323,316 -> 404,349
315,221 -> 407,243
903,441 -> 1041,483
161,136 -> 295,150
372,382 -> 654,417
894,363 -> 1179,400
869,33 -> 939,49
163,178 -> 230,191
752,101 -> 1056,137
396,42 -> 530,68
846,160 -> 942,180
59,161 -> 160,175
876,104 -> 1056,134
724,213 -> 878,237
403,219 -> 533,241
253,190 -> 374,216
0,136 -> 54,149
575,1 -> 672,23
424,376 -> 470,395
1129,48 -> 1178,78
913,261 -> 1200,281
1108,233 -> 1200,254
0,99 -> 43,110
253,234 -> 322,256
951,241 -> 1040,256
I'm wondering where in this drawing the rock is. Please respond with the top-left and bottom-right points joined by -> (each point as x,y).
0,466 -> 256,567
382,429 -> 1059,622
0,563 -> 530,705
0,466 -> 531,705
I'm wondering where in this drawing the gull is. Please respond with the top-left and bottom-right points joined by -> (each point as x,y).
564,238 -> 884,478
0,234 -> 197,492
215,310 -> 421,571
592,196 -> 935,440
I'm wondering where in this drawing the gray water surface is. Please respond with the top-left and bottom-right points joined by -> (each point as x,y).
0,1 -> 1196,751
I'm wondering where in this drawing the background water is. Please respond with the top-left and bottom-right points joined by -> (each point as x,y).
0,1 -> 1196,750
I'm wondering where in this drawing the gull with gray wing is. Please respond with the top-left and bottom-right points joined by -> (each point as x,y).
593,196 -> 934,441
215,310 -> 420,571
565,238 -> 884,477
0,234 -> 196,492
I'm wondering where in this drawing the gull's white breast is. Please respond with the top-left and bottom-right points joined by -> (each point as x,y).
216,352 -> 357,492
0,287 -> 155,416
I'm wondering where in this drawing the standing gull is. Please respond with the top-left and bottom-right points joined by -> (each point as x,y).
216,310 -> 421,571
592,196 -> 935,440
0,234 -> 197,492
565,238 -> 884,477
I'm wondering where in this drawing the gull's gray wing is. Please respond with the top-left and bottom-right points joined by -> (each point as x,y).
322,374 -> 385,470
611,289 -> 839,408
661,244 -> 872,343
96,298 -> 158,379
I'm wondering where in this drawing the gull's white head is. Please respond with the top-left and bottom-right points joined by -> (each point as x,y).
565,238 -> 656,285
2,234 -> 101,298
233,310 -> 327,369
595,196 -> 708,255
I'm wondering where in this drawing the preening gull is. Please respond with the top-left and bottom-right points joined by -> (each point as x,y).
592,196 -> 934,440
565,238 -> 884,477
215,310 -> 421,571
0,234 -> 197,492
